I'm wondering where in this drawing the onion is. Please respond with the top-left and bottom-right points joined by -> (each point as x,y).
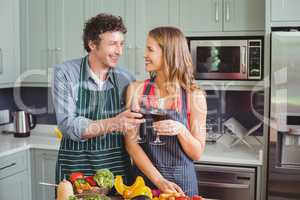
56,179 -> 74,200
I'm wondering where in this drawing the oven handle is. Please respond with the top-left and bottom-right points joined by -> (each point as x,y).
199,181 -> 250,189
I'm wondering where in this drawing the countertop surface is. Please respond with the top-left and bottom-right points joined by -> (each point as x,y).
0,125 -> 263,166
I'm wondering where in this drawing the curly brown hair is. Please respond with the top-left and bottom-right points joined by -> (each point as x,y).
83,13 -> 127,52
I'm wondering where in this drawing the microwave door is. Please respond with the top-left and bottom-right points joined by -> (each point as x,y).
192,40 -> 248,80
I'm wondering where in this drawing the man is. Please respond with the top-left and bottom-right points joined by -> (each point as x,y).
52,13 -> 144,184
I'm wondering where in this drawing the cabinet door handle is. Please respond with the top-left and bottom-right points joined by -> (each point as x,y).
215,1 -> 219,22
0,163 -> 16,171
199,181 -> 249,189
225,1 -> 230,22
0,48 -> 3,74
55,48 -> 62,64
47,48 -> 51,69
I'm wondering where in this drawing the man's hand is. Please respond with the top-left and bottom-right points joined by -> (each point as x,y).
113,109 -> 145,132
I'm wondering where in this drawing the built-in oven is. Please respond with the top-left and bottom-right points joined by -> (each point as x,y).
195,164 -> 256,200
188,37 -> 263,80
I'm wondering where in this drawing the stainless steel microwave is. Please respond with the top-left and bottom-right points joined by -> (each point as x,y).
188,37 -> 263,80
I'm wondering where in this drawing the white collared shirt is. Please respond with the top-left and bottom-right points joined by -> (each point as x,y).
88,66 -> 106,90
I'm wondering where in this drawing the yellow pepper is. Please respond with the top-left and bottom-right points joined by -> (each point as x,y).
114,176 -> 152,199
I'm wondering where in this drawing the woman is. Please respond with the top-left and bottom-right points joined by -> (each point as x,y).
125,27 -> 207,196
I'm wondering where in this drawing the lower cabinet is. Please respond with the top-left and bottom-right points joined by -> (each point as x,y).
195,164 -> 256,200
0,170 -> 30,200
0,151 -> 30,200
31,149 -> 58,200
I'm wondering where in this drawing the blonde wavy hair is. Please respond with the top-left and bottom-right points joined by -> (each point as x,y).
148,26 -> 199,92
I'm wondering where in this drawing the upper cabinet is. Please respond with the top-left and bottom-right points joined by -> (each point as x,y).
180,0 -> 223,33
134,0 -> 179,80
223,0 -> 265,32
0,0 -> 20,88
20,0 -> 135,85
18,0 -> 267,85
20,0 -> 85,86
179,0 -> 264,35
271,0 -> 300,22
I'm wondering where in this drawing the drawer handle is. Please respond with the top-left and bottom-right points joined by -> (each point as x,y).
199,181 -> 249,189
0,163 -> 16,171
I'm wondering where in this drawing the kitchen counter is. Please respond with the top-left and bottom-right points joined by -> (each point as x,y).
0,125 -> 263,166
197,140 -> 263,166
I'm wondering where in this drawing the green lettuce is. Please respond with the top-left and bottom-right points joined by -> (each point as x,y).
93,169 -> 114,189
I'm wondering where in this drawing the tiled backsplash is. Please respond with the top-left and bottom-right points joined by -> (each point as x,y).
0,87 -> 56,124
1,87 -> 265,130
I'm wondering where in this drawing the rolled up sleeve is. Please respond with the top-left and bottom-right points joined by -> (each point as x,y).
52,65 -> 89,141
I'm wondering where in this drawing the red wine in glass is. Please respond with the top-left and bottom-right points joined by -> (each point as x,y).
148,108 -> 167,145
138,95 -> 167,145
130,104 -> 145,143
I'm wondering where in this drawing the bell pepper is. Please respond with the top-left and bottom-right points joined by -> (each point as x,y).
69,172 -> 92,193
73,178 -> 92,193
69,172 -> 84,183
114,176 -> 152,199
85,176 -> 97,186
123,185 -> 153,199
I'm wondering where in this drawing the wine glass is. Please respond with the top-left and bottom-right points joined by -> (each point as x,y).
139,95 -> 167,145
130,100 -> 146,143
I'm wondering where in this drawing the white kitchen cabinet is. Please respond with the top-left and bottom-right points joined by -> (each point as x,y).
20,0 -> 141,85
0,151 -> 30,200
271,0 -> 300,22
0,0 -> 20,88
20,0 -> 85,86
20,0 -> 50,85
0,170 -> 30,200
179,0 -> 223,33
179,0 -> 264,35
31,149 -> 58,200
223,0 -> 264,32
134,0 -> 179,80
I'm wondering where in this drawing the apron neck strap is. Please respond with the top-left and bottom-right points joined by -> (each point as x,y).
78,56 -> 121,110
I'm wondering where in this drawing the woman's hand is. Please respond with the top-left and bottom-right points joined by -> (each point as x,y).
155,177 -> 184,195
153,120 -> 188,136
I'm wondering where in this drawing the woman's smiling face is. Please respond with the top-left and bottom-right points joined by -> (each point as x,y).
144,36 -> 163,73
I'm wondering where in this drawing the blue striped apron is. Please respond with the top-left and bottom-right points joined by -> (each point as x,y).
134,79 -> 199,196
55,56 -> 132,184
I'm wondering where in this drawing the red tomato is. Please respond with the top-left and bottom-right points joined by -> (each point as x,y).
69,172 -> 84,183
85,176 -> 97,186
191,195 -> 202,200
175,196 -> 189,200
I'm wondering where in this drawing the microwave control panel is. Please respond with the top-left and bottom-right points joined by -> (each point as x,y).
248,40 -> 262,79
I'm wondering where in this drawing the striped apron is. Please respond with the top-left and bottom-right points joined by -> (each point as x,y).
134,79 -> 199,196
55,56 -> 132,184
